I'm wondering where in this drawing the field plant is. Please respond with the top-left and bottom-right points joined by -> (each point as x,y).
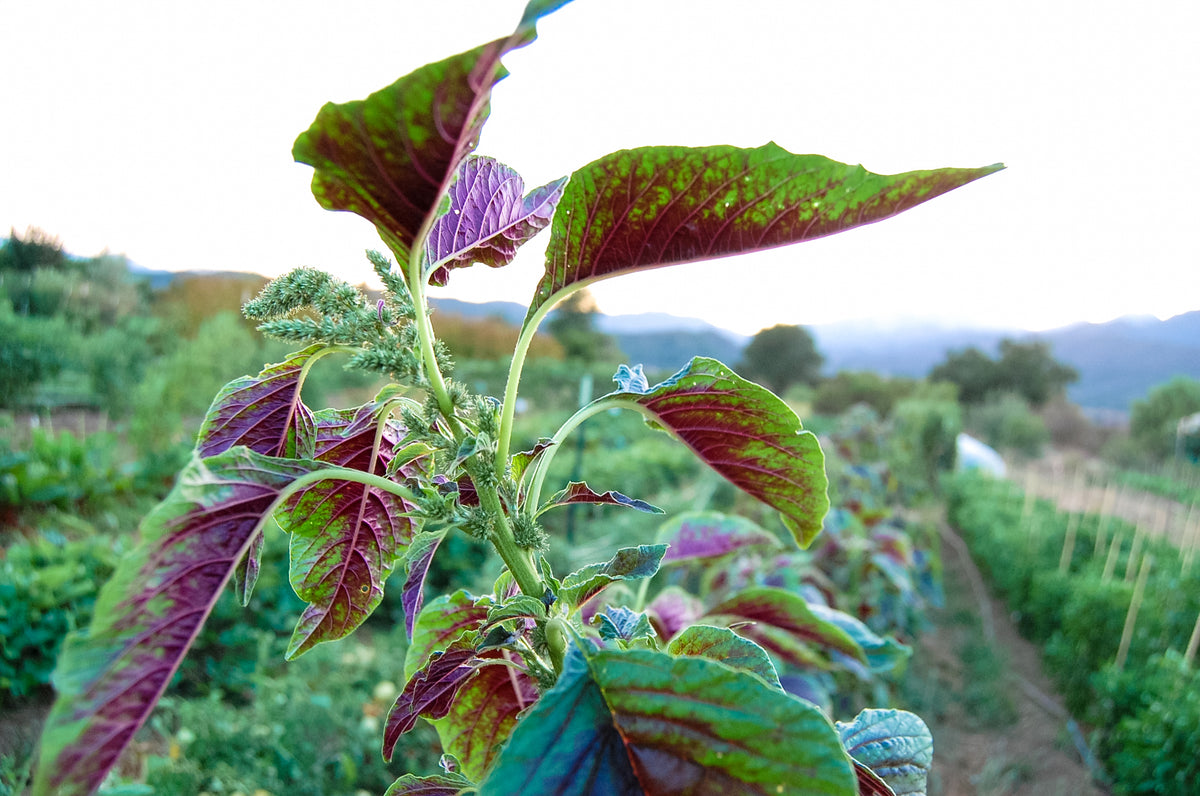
32,2 -> 1000,794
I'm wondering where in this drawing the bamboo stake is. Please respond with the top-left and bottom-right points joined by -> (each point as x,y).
1094,482 -> 1117,557
1115,554 -> 1154,672
1185,608 -> 1200,669
1020,469 -> 1037,522
1124,523 -> 1146,583
1102,532 -> 1124,583
1059,512 -> 1080,574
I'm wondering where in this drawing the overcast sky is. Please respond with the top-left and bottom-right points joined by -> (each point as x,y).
3,1 -> 1198,335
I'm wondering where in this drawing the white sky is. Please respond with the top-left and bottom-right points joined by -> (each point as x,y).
3,1 -> 1198,336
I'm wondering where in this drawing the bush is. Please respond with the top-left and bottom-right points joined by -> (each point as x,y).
0,532 -> 124,700
887,398 -> 961,497
813,371 -> 916,418
965,392 -> 1048,458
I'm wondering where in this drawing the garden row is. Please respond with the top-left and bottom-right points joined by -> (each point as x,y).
2,402 -> 944,795
946,471 -> 1200,795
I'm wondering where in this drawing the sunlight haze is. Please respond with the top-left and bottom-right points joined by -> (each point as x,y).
3,1 -> 1197,336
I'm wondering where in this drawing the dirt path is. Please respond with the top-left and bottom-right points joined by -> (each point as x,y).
903,516 -> 1108,796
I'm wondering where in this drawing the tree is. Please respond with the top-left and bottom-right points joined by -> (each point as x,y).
544,288 -> 620,362
1129,377 -> 1200,460
738,324 -> 823,394
929,338 -> 1076,407
994,339 -> 1077,406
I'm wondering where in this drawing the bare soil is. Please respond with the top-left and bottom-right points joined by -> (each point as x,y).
908,516 -> 1109,796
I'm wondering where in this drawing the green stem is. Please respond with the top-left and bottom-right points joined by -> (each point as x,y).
495,285 -> 584,477
527,396 -> 655,511
403,234 -> 454,419
468,462 -> 545,600
545,616 -> 569,675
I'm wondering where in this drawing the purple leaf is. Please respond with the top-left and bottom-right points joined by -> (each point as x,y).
657,511 -> 782,565
384,772 -> 476,796
402,531 -> 446,640
510,438 -> 554,484
404,591 -> 538,781
436,651 -> 539,781
405,590 -> 490,680
527,143 -> 1002,323
542,481 -> 662,515
196,345 -> 321,460
292,2 -> 571,260
32,448 -> 324,796
425,156 -> 567,286
384,641 -> 480,761
609,358 -> 830,547
559,545 -> 668,609
279,403 -> 418,658
702,587 -> 868,670
195,346 -> 323,602
645,586 -> 705,640
853,761 -> 898,796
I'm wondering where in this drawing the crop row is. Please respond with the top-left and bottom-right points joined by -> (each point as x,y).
947,471 -> 1200,795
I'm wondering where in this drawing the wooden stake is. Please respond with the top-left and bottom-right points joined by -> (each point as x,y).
1124,524 -> 1146,583
1185,608 -> 1200,669
1094,483 -> 1117,557
1115,554 -> 1154,672
1102,532 -> 1123,583
1059,512 -> 1080,574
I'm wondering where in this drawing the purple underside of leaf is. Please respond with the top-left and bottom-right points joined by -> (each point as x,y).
384,642 -> 480,760
853,761 -> 898,796
528,142 -> 1003,324
291,2 -> 570,260
657,510 -> 782,565
196,345 -> 322,460
610,357 -> 830,547
406,590 -> 491,680
33,448 -> 323,796
402,531 -> 446,639
545,481 -> 662,514
280,403 -> 417,658
196,346 -> 326,602
425,156 -> 567,286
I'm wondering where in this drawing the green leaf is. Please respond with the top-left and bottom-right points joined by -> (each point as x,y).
702,587 -> 867,670
405,590 -> 490,680
836,709 -> 933,796
607,359 -> 829,547
292,1 -> 571,260
808,602 -> 912,677
593,606 -> 656,645
385,771 -> 475,796
666,624 -> 782,690
559,544 -> 668,609
483,593 -> 548,629
479,644 -> 857,795
528,142 -> 1002,323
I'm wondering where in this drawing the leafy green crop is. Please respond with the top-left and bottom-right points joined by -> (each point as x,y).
32,3 -> 1001,794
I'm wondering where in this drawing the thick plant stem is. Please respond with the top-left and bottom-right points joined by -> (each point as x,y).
404,238 -> 455,419
470,468 -> 544,600
495,285 -> 580,477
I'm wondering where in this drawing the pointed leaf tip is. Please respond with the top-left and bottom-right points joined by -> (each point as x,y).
608,357 -> 830,546
528,143 -> 1003,324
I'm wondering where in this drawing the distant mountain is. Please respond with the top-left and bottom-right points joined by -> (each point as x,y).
814,313 -> 1200,412
132,266 -> 1200,413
